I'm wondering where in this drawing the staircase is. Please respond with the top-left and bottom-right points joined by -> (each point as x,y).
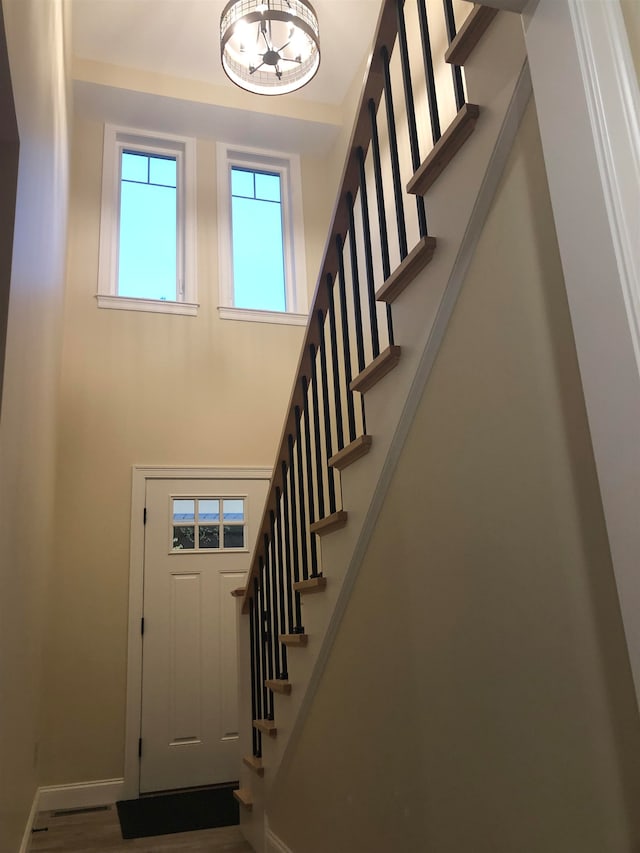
233,3 -> 530,850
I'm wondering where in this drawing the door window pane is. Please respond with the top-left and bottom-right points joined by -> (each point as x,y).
223,525 -> 244,549
198,499 -> 219,522
223,499 -> 244,521
173,526 -> 195,549
173,499 -> 195,522
199,526 -> 220,549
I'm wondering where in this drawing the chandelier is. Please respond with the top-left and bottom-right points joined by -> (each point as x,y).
220,0 -> 320,96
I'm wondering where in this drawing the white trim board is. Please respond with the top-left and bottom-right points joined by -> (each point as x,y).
18,790 -> 39,853
523,0 -> 640,715
124,465 -> 272,799
38,778 -> 125,811
266,826 -> 295,853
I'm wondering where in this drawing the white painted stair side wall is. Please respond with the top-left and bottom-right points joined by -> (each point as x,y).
236,12 -> 530,851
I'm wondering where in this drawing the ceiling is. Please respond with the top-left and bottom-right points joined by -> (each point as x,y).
71,0 -> 383,153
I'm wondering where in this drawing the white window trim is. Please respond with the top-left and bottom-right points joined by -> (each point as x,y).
97,124 -> 198,315
217,142 -> 308,324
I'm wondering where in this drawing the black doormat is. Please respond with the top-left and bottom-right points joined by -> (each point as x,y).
116,784 -> 239,839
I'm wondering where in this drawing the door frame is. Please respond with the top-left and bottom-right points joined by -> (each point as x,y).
123,465 -> 271,799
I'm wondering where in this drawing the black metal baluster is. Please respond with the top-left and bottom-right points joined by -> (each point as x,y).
252,578 -> 263,747
356,148 -> 381,360
346,193 -> 366,375
294,406 -> 310,581
258,560 -> 272,719
327,276 -> 346,452
280,460 -> 298,634
336,236 -> 357,442
396,0 -> 428,238
287,434 -> 304,627
309,345 -> 326,521
368,100 -> 395,346
249,597 -> 259,756
443,0 -> 465,110
268,512 -> 285,680
272,504 -> 288,679
317,310 -> 337,514
302,376 -> 320,575
417,0 -> 442,145
381,45 -> 408,261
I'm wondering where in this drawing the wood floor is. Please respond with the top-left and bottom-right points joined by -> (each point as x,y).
29,805 -> 254,852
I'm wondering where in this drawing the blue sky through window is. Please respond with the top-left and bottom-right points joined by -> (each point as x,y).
231,167 -> 286,312
118,151 -> 177,300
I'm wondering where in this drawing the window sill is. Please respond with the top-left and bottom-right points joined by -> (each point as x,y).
218,306 -> 308,326
97,295 -> 199,316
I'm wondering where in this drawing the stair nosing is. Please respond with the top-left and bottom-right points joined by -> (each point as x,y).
329,434 -> 373,470
293,576 -> 327,595
407,103 -> 480,197
445,5 -> 499,66
376,236 -> 437,304
350,345 -> 402,394
309,510 -> 348,535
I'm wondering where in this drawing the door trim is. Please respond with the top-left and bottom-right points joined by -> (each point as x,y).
124,466 -> 271,799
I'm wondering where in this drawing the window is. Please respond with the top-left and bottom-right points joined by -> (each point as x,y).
217,144 -> 308,325
171,497 -> 246,551
98,125 -> 197,315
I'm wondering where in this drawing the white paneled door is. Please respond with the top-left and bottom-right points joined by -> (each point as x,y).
139,477 -> 268,793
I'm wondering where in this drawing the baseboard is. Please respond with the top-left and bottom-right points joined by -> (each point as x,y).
265,826 -> 295,853
37,778 -> 125,811
18,789 -> 40,853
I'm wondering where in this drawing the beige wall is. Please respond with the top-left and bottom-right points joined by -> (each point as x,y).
621,0 -> 640,80
268,101 -> 640,852
39,111 -> 342,784
0,0 -> 70,848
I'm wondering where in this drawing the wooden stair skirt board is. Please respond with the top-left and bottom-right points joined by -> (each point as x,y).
309,510 -> 348,536
253,719 -> 278,737
329,434 -> 373,471
376,236 -> 437,303
233,789 -> 253,810
280,633 -> 309,647
293,576 -> 327,595
265,679 -> 292,695
243,755 -> 265,777
407,103 -> 480,196
445,5 -> 498,66
350,346 -> 401,394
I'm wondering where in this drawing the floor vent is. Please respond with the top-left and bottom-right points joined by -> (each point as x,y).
51,804 -> 111,817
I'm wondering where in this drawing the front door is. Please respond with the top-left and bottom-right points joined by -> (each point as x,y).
139,476 -> 268,793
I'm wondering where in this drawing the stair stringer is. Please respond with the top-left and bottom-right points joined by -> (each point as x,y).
237,13 -> 531,851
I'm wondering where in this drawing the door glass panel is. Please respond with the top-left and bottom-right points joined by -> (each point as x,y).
223,525 -> 244,549
223,499 -> 244,521
198,499 -> 219,522
199,526 -> 220,549
173,526 -> 195,549
173,499 -> 195,522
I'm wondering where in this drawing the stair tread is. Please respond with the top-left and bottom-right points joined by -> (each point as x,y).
293,576 -> 327,595
309,510 -> 348,535
407,103 -> 480,197
230,587 -> 245,598
445,5 -> 498,66
233,788 -> 253,810
329,434 -> 372,470
350,346 -> 401,394
280,633 -> 309,647
253,718 -> 278,737
376,236 -> 437,304
242,754 -> 264,776
265,678 -> 292,695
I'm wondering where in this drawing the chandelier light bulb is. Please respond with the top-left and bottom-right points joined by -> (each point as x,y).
220,0 -> 321,96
